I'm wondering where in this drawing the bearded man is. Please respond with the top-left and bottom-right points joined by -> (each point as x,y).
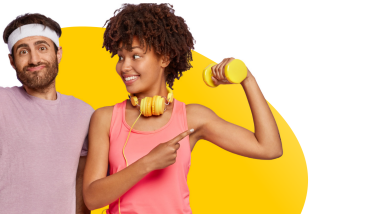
0,13 -> 92,214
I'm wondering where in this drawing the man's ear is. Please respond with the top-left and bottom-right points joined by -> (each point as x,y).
57,46 -> 63,64
161,55 -> 171,68
8,54 -> 16,70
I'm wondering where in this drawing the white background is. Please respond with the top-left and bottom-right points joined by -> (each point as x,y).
1,1 -> 380,213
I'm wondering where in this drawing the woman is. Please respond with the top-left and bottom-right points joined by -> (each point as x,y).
83,3 -> 282,214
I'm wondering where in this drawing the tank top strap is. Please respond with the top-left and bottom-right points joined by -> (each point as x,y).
172,99 -> 188,131
109,100 -> 127,140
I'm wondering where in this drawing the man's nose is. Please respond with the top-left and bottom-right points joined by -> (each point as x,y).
28,50 -> 42,65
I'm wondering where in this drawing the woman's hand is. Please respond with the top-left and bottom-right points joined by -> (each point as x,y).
143,129 -> 194,171
210,57 -> 236,86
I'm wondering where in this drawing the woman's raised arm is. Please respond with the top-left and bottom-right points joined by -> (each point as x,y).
188,58 -> 283,160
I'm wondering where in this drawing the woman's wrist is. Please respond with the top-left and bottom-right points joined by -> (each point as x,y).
241,69 -> 256,87
138,155 -> 154,174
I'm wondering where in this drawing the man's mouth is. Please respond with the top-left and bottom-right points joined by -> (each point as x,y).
27,65 -> 46,72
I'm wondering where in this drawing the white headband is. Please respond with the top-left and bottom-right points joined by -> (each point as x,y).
7,24 -> 60,53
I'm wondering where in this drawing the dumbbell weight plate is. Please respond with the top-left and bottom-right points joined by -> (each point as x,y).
225,59 -> 247,84
202,63 -> 218,88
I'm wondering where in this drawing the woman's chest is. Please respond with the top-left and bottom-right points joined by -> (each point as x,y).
125,110 -> 173,132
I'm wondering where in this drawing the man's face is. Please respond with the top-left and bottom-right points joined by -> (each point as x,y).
9,36 -> 62,90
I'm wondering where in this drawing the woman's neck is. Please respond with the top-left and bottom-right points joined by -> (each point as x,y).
133,85 -> 169,100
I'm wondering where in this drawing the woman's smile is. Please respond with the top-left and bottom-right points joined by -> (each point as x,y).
123,75 -> 140,85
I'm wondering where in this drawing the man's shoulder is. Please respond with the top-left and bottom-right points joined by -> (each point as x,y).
0,86 -> 20,93
0,86 -> 22,98
59,93 -> 94,114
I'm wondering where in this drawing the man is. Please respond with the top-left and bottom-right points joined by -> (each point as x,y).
0,13 -> 92,214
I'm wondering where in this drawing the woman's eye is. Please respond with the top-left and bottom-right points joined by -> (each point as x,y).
133,55 -> 141,59
119,56 -> 124,61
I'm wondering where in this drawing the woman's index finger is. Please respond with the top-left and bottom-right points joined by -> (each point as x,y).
167,129 -> 194,145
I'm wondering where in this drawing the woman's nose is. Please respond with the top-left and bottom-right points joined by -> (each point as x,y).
121,59 -> 133,72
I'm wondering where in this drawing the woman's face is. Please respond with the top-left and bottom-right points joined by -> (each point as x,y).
116,36 -> 167,95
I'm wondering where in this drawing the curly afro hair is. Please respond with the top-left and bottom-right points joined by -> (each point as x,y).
103,3 -> 195,89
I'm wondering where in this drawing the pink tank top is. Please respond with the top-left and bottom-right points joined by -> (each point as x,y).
107,99 -> 192,214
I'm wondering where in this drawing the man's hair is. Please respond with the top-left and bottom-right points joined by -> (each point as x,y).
103,3 -> 195,89
3,13 -> 62,57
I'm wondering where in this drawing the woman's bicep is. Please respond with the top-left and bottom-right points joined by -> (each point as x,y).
199,107 -> 265,159
83,107 -> 113,191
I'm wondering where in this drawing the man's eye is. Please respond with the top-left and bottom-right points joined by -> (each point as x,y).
20,50 -> 28,54
133,55 -> 141,59
40,47 -> 46,51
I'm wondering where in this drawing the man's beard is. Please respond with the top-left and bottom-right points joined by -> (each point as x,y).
16,58 -> 59,91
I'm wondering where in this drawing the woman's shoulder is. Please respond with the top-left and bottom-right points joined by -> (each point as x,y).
92,100 -> 127,119
94,105 -> 114,115
186,103 -> 215,116
91,105 -> 115,127
185,104 -> 218,128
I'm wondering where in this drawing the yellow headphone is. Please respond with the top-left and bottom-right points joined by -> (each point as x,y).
128,85 -> 174,116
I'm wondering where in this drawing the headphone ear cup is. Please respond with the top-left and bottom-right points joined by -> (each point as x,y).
167,91 -> 173,103
140,96 -> 165,116
152,96 -> 162,116
166,86 -> 174,103
138,87 -> 173,117
146,97 -> 153,116
140,98 -> 146,116
152,96 -> 157,116
157,97 -> 165,115
131,96 -> 138,106
160,97 -> 165,115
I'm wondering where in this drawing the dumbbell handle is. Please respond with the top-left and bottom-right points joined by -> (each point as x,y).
202,59 -> 247,88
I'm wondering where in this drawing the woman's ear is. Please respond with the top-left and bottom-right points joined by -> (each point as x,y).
160,55 -> 171,68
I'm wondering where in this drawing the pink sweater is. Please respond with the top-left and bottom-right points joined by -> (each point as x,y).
107,99 -> 192,214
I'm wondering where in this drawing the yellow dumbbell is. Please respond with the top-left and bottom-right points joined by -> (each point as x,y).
202,59 -> 247,87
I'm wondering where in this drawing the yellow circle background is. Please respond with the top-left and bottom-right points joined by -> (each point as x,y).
57,27 -> 308,214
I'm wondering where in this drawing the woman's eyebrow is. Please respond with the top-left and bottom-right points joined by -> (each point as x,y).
131,46 -> 142,50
